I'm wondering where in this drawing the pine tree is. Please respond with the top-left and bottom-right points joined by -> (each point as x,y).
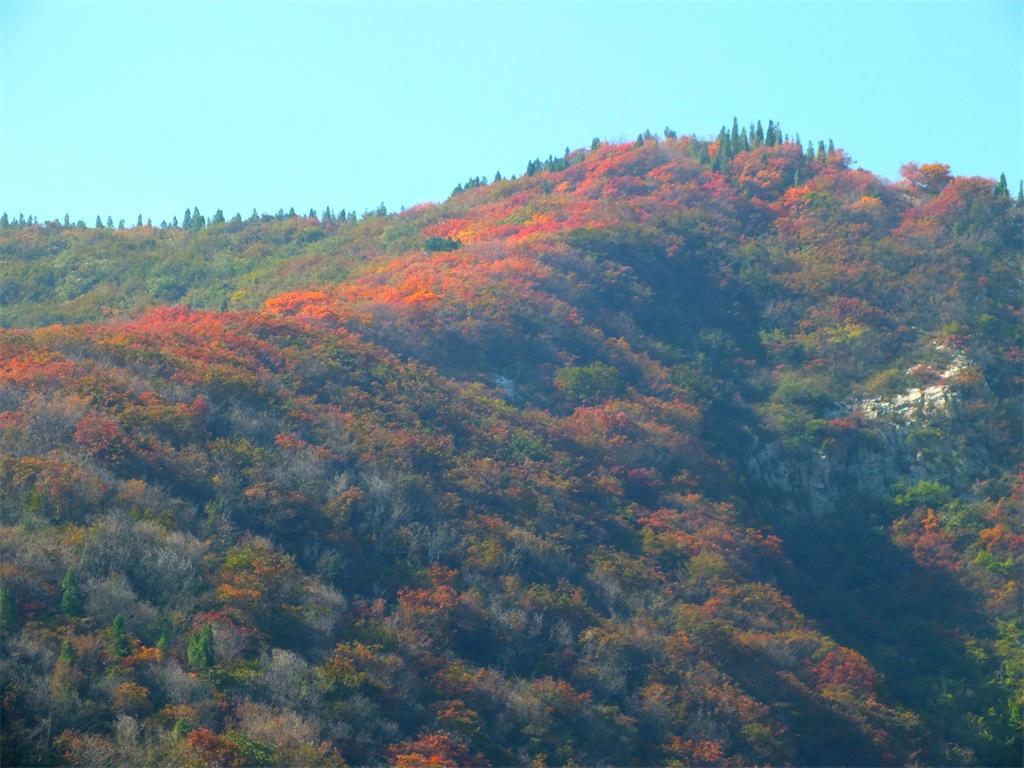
494,170 -> 503,182
766,120 -> 776,147
60,569 -> 84,616
994,173 -> 1009,198
1017,180 -> 1023,207
64,214 -> 70,227
117,219 -> 125,230
0,585 -> 15,635
96,215 -> 104,228
817,141 -> 827,163
827,139 -> 835,162
212,209 -> 225,224
106,216 -> 113,229
182,208 -> 192,229
187,624 -> 214,671
740,127 -> 750,151
58,638 -> 75,664
172,216 -> 179,227
730,117 -> 740,149
110,614 -> 130,656
755,120 -> 765,147
0,213 -> 8,228
322,206 -> 333,222
136,214 -> 143,227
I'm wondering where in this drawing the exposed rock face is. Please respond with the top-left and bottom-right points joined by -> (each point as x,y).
748,346 -> 988,519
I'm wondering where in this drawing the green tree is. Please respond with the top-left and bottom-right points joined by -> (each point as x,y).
994,173 -> 1009,198
60,568 -> 84,616
0,586 -> 16,635
106,216 -> 113,228
188,624 -> 214,671
182,208 -> 192,229
95,215 -> 104,228
136,214 -> 143,227
554,362 -> 625,403
110,614 -> 130,657
212,209 -> 225,224
1017,180 -> 1024,207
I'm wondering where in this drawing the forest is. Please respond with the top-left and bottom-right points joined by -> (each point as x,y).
0,123 -> 1021,767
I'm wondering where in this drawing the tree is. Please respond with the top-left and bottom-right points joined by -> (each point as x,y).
994,173 -> 1009,198
60,568 -> 84,616
182,208 -> 192,229
96,215 -> 104,228
591,137 -> 601,150
0,213 -> 7,227
0,586 -> 15,635
64,214 -> 71,227
212,209 -> 225,224
250,208 -> 260,222
188,624 -> 214,671
136,214 -> 143,227
106,216 -> 114,228
110,614 -> 130,657
1017,180 -> 1023,207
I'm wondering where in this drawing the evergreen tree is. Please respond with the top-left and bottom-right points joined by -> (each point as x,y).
64,214 -> 70,227
187,624 -> 214,671
212,209 -> 225,224
730,117 -> 740,149
58,638 -> 75,664
117,219 -> 125,230
591,137 -> 601,150
192,207 -> 204,228
250,208 -> 259,223
106,216 -> 113,229
494,170 -> 503,182
1017,180 -> 1023,207
0,213 -> 8,228
755,120 -> 765,147
308,208 -> 317,219
740,127 -> 749,151
827,139 -> 835,162
994,173 -> 1009,198
817,141 -> 827,162
806,141 -> 815,160
766,120 -> 776,147
0,585 -> 15,635
60,569 -> 84,616
147,218 -> 152,227
322,206 -> 333,222
172,216 -> 179,228
136,214 -> 143,227
288,207 -> 297,218
182,208 -> 192,229
635,133 -> 645,147
663,127 -> 677,140
110,614 -> 130,656
157,629 -> 170,656
96,215 -> 104,228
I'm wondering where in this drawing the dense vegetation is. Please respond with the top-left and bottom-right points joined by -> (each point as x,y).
1,124 -> 1021,767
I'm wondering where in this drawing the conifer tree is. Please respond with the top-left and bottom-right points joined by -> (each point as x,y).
96,215 -> 104,228
740,127 -> 749,151
136,214 -> 143,227
1017,180 -> 1023,207
172,216 -> 179,227
755,120 -> 765,147
182,208 -> 192,229
0,213 -> 8,228
64,214 -> 70,227
322,206 -> 333,222
730,117 -> 740,149
817,141 -> 827,162
106,216 -> 114,229
827,139 -> 835,162
766,120 -> 776,147
187,624 -> 214,671
110,614 -> 130,657
0,585 -> 15,635
994,173 -> 1009,198
212,209 -> 225,224
60,569 -> 84,616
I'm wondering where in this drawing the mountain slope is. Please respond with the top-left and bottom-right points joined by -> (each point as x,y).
1,131 -> 1021,767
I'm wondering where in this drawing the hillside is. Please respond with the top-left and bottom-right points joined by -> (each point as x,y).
1,127 -> 1021,767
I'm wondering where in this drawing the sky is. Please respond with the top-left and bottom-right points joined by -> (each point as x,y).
1,0 -> 1021,224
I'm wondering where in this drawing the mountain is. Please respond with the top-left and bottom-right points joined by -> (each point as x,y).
1,128 -> 1021,767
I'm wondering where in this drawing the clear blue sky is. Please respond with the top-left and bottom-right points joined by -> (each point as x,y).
2,1 -> 1021,224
